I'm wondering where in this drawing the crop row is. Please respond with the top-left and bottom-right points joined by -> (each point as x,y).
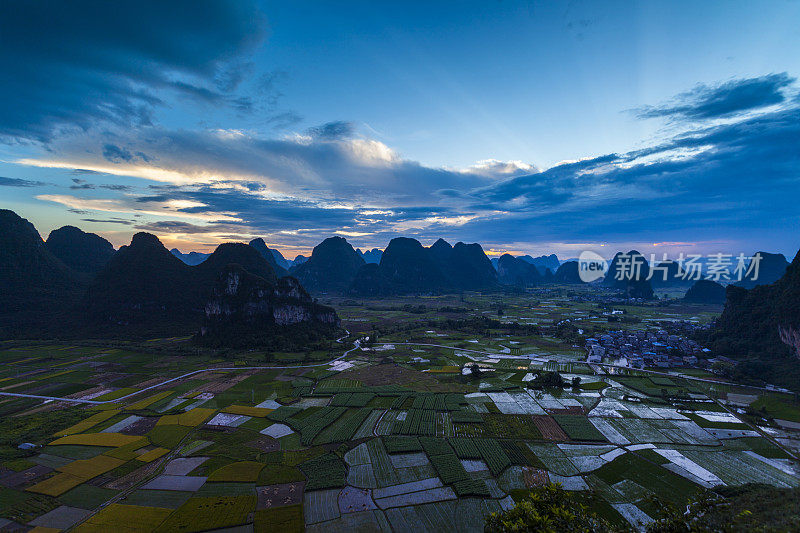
429,453 -> 470,484
266,406 -> 302,422
300,452 -> 347,491
286,406 -> 347,445
448,437 -> 481,459
330,392 -> 375,408
450,410 -> 482,424
420,437 -> 453,456
392,409 -> 436,436
314,408 -> 373,444
475,438 -> 511,475
553,415 -> 607,441
383,436 -> 422,454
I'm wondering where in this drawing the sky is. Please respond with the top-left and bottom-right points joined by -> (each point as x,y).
1,0 -> 799,260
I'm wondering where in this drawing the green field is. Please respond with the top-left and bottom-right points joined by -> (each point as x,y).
1,290 -> 798,531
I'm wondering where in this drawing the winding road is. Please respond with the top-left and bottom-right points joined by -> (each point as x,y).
0,331 -> 358,405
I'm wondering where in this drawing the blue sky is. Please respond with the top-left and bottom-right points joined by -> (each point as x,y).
1,0 -> 799,259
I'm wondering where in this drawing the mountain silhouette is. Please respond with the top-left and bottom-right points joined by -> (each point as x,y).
603,250 -> 655,299
45,225 -> 115,274
248,238 -> 289,277
289,236 -> 365,293
0,210 -> 82,335
735,252 -> 789,289
684,279 -> 726,304
553,261 -> 582,284
497,254 -> 542,287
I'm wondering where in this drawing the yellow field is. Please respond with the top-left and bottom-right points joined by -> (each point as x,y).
156,407 -> 216,427
126,391 -> 173,411
57,455 -> 125,478
104,439 -> 150,460
427,366 -> 461,373
136,447 -> 169,462
27,472 -> 84,496
50,433 -> 147,448
53,409 -> 121,436
222,405 -> 274,417
74,504 -> 172,533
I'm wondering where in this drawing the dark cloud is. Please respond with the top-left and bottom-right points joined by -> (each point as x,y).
34,98 -> 800,252
0,176 -> 46,187
135,195 -> 172,203
635,73 -> 795,120
67,177 -> 132,191
458,104 -> 800,245
81,218 -> 133,225
0,0 -> 267,143
69,178 -> 94,190
103,144 -> 140,163
307,121 -> 356,140
99,184 -> 133,191
135,220 -> 245,234
42,125 -> 487,205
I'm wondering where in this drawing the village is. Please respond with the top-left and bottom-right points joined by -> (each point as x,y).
585,327 -> 710,369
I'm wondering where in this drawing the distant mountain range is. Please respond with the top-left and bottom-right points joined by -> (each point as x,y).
5,207 -> 796,332
350,237 -> 498,295
171,242 -> 303,272
249,238 -> 289,277
170,248 -> 209,266
0,209 -> 338,343
357,248 -> 383,264
490,253 -> 559,276
519,253 -> 560,274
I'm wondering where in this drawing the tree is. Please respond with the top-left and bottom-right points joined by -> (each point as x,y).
528,370 -> 564,389
468,363 -> 482,379
644,486 -> 786,533
572,376 -> 582,390
485,483 -> 615,533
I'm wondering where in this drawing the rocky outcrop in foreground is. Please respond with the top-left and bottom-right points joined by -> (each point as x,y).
201,265 -> 338,346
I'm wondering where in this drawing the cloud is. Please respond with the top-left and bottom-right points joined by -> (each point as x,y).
455,104 -> 800,247
0,176 -> 46,187
102,144 -> 152,164
36,193 -> 241,223
457,159 -> 538,178
634,73 -> 795,120
24,97 -> 800,253
99,184 -> 133,191
81,218 -> 133,225
0,0 -> 267,143
20,125 -> 487,204
69,178 -> 94,190
306,121 -> 356,140
14,73 -> 800,256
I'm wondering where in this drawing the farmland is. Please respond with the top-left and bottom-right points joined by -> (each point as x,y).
0,291 -> 798,531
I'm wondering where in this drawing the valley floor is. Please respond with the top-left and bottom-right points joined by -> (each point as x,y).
1,290 -> 798,532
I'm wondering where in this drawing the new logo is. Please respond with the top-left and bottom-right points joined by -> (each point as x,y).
578,251 -> 608,283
